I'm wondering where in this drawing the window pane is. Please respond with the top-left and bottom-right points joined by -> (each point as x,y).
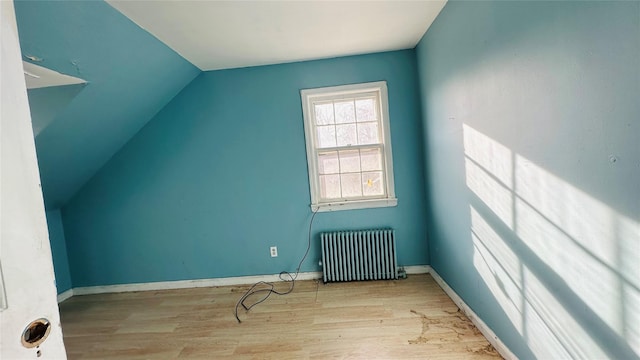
336,124 -> 357,147
360,148 -> 382,171
339,150 -> 360,173
318,151 -> 339,174
334,101 -> 355,124
341,173 -> 362,197
302,82 -> 395,208
356,98 -> 376,122
362,171 -> 384,196
357,122 -> 379,145
314,103 -> 334,125
316,125 -> 336,148
320,174 -> 341,199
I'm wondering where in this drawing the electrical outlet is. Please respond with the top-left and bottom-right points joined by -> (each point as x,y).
270,246 -> 278,257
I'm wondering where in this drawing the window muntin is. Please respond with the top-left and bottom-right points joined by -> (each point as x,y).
301,82 -> 396,212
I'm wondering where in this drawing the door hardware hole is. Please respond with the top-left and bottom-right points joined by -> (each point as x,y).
21,318 -> 51,348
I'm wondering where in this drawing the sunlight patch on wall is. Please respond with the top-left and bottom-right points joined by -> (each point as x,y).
470,207 -> 521,284
619,217 -> 640,288
619,215 -> 640,354
463,123 -> 639,358
624,281 -> 640,354
515,156 -> 617,268
463,125 -> 512,186
619,217 -> 640,289
464,124 -> 513,228
523,267 -> 608,359
465,159 -> 513,228
471,207 -> 523,332
514,157 -> 624,335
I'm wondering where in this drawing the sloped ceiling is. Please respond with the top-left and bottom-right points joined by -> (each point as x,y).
14,0 -> 446,210
14,0 -> 200,209
106,0 -> 447,71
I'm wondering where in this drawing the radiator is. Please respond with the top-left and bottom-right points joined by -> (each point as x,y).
320,229 -> 398,283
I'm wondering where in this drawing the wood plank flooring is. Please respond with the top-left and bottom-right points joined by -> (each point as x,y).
59,274 -> 502,359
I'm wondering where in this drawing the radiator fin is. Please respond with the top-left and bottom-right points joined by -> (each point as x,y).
321,229 -> 397,283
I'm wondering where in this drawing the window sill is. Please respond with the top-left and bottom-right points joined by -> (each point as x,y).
311,198 -> 398,212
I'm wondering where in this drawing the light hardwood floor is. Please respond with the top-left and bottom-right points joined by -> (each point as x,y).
59,274 -> 502,359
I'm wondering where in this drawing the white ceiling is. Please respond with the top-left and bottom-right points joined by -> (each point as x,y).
106,0 -> 447,71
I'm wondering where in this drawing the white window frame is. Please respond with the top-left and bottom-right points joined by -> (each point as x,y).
301,81 -> 397,212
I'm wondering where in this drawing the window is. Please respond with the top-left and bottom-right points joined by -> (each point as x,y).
301,81 -> 397,212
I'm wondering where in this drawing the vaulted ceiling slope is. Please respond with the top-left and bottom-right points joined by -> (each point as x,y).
14,0 -> 201,209
107,0 -> 447,71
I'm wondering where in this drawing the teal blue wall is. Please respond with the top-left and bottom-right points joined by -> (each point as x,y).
15,0 -> 200,209
62,50 -> 429,287
46,210 -> 72,294
417,1 -> 639,359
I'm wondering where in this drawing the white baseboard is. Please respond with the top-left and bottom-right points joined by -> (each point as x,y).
57,289 -> 73,303
58,265 -> 432,300
429,268 -> 517,360
403,265 -> 430,274
71,271 -> 324,297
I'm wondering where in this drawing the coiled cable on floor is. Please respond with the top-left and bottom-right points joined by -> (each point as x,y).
234,208 -> 319,323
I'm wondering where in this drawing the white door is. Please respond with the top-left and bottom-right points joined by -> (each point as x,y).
0,0 -> 67,358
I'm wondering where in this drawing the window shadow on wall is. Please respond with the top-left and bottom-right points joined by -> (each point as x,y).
463,124 -> 639,359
